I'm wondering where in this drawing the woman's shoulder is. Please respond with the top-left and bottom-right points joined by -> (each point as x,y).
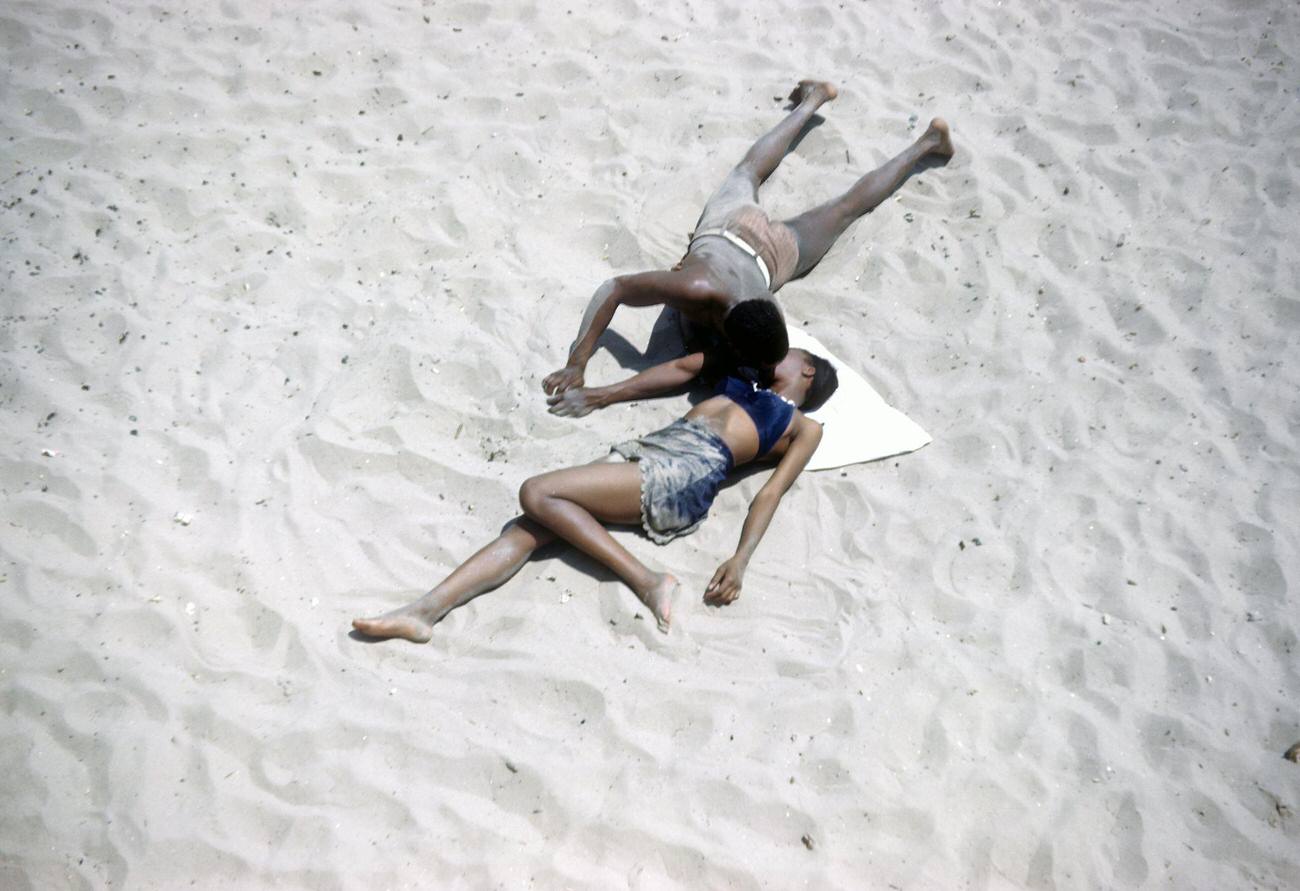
782,412 -> 822,448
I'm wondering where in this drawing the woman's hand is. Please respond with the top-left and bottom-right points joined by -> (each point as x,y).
705,556 -> 747,606
546,388 -> 603,417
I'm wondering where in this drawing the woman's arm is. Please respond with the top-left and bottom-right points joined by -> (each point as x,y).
705,416 -> 824,606
546,352 -> 707,417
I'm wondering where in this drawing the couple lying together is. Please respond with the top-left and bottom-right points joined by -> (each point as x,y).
354,81 -> 953,641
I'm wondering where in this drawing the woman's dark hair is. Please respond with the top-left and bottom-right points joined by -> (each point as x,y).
800,351 -> 839,412
723,299 -> 789,366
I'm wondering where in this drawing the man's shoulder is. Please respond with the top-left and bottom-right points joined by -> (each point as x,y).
665,268 -> 728,302
615,268 -> 724,307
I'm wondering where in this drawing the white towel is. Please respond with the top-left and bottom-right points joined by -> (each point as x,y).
787,326 -> 932,471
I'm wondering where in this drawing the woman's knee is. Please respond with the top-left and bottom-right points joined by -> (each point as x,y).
518,475 -> 557,517
518,477 -> 541,515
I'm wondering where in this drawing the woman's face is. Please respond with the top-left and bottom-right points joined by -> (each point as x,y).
771,350 -> 812,403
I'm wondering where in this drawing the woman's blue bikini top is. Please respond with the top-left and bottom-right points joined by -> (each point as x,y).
717,375 -> 796,456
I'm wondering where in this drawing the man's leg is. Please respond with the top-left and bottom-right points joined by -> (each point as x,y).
695,81 -> 838,231
735,80 -> 839,189
352,518 -> 557,643
519,462 -> 679,631
783,118 -> 953,279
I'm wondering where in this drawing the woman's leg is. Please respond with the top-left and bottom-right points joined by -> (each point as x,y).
353,518 -> 557,643
519,461 -> 679,631
354,460 -> 678,641
783,118 -> 954,279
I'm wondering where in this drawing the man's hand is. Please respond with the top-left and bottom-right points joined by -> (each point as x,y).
542,365 -> 585,395
704,556 -> 747,606
547,388 -> 604,418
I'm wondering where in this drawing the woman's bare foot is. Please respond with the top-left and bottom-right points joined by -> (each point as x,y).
925,118 -> 955,158
637,573 -> 679,633
352,601 -> 445,643
789,79 -> 838,107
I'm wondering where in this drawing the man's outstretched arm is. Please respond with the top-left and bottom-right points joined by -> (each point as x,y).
542,270 -> 704,395
546,352 -> 707,418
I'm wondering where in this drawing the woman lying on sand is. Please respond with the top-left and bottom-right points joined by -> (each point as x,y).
353,348 -> 838,641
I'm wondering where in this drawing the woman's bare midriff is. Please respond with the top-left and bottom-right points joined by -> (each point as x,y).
685,396 -> 793,466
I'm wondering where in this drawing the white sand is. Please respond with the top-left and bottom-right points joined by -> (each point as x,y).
3,0 -> 1298,887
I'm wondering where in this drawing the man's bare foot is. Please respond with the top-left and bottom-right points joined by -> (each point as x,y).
352,602 -> 443,643
637,573 -> 679,633
925,118 -> 955,159
788,80 -> 838,107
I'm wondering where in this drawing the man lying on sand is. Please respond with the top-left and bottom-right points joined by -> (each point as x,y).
353,348 -> 838,641
542,79 -> 953,399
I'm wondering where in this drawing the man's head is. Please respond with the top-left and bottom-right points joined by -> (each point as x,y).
723,299 -> 788,370
773,348 -> 839,411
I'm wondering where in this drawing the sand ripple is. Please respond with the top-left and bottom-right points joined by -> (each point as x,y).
2,0 -> 1298,887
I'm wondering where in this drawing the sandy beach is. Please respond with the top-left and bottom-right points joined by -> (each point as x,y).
2,0 -> 1298,887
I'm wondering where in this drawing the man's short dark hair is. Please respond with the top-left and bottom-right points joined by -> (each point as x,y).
801,351 -> 839,412
723,299 -> 788,367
